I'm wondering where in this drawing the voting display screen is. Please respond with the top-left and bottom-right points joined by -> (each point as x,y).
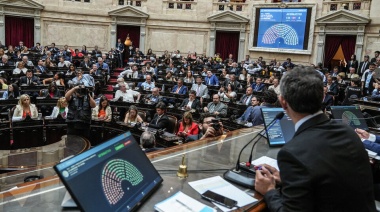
254,8 -> 311,50
54,132 -> 163,212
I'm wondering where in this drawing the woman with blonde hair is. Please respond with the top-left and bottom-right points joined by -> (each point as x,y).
124,105 -> 143,124
92,96 -> 112,122
50,97 -> 68,119
12,94 -> 38,120
177,111 -> 199,138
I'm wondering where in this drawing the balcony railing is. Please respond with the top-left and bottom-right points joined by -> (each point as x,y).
164,0 -> 197,10
213,0 -> 248,12
322,0 -> 371,16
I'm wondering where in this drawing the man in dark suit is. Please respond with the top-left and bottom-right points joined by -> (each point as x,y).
255,67 -> 375,212
361,63 -> 377,95
91,45 -> 102,57
144,87 -> 162,105
223,75 -> 241,90
171,78 -> 188,95
35,59 -> 47,74
239,87 -> 253,106
359,55 -> 370,76
371,51 -> 379,63
322,86 -> 333,111
147,102 -> 171,130
179,90 -> 201,111
251,77 -> 265,91
326,76 -> 339,96
116,38 -> 124,68
20,70 -> 41,86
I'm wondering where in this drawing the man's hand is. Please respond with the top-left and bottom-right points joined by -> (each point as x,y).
374,83 -> 379,90
355,128 -> 369,140
257,164 -> 281,185
254,167 -> 276,195
203,107 -> 209,112
201,127 -> 217,139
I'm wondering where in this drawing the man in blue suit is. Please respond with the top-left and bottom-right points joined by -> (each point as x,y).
251,77 -> 265,91
204,70 -> 219,86
356,128 -> 380,154
171,78 -> 188,95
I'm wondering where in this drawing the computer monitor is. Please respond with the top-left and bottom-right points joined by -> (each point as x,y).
54,131 -> 163,211
330,106 -> 368,131
261,107 -> 295,147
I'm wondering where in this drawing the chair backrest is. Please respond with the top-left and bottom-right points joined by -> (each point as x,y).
138,110 -> 146,122
127,82 -> 135,90
166,114 -> 178,134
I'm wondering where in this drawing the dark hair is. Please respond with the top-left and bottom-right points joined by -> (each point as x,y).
227,83 -> 235,92
200,113 -> 217,124
351,77 -> 360,86
128,105 -> 138,118
189,90 -> 196,95
351,54 -> 357,61
156,101 -> 166,110
262,90 -> 278,104
280,66 -> 323,113
98,97 -> 109,112
8,83 -> 20,98
26,69 -> 33,74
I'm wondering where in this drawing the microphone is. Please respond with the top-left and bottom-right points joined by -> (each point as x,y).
223,112 -> 284,188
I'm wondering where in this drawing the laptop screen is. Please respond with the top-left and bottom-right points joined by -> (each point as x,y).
54,132 -> 163,211
261,107 -> 295,147
331,106 -> 368,131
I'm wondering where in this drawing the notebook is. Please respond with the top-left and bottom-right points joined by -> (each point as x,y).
54,131 -> 163,211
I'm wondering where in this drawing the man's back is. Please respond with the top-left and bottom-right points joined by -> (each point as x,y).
268,113 -> 375,212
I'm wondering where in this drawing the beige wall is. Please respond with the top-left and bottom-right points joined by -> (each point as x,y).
21,0 -> 377,65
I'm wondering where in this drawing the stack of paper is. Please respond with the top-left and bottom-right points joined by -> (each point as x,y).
154,191 -> 216,212
251,156 -> 279,170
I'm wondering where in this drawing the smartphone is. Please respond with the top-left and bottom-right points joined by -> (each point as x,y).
201,190 -> 237,209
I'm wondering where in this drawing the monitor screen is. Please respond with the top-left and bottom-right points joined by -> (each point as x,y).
254,8 -> 311,51
331,106 -> 368,131
261,107 -> 295,147
54,132 -> 163,211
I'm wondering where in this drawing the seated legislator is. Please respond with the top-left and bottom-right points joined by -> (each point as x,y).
96,57 -> 110,75
140,131 -> 163,153
218,83 -> 237,102
42,72 -> 65,86
179,90 -> 201,111
114,77 -> 129,89
268,78 -> 280,95
57,56 -> 71,68
20,69 -> 41,85
251,77 -> 265,92
239,87 -> 253,106
35,59 -> 47,74
12,94 -> 38,121
203,94 -> 227,117
326,76 -> 339,96
204,70 -> 219,86
118,65 -> 139,79
114,84 -> 141,102
171,78 -> 188,94
187,113 -> 224,142
191,76 -> 209,99
69,70 -> 95,87
40,83 -> 62,98
124,105 -> 143,124
347,67 -> 360,79
49,97 -> 68,119
223,75 -> 241,91
356,128 -> 380,154
177,111 -> 199,139
342,77 -> 362,105
184,71 -> 195,84
141,75 -> 155,90
146,102 -> 171,130
254,67 -> 375,212
80,56 -> 93,69
164,71 -> 176,82
92,96 -> 112,122
2,83 -> 19,99
13,61 -> 27,75
372,82 -> 380,100
322,86 -> 333,111
144,87 -> 162,104
237,96 -> 261,122
247,89 -> 279,126
89,64 -> 102,76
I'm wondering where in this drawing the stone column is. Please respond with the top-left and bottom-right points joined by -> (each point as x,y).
140,25 -> 146,52
355,25 -> 365,61
238,27 -> 246,62
110,17 -> 117,49
0,7 -> 4,45
316,26 -> 325,65
34,10 -> 41,44
209,25 -> 216,57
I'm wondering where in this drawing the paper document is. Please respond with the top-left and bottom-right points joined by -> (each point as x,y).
188,176 -> 257,212
154,191 -> 216,212
251,156 -> 279,170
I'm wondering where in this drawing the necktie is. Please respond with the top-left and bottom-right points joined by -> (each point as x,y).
176,86 -> 180,93
40,66 -> 44,72
28,79 -> 31,85
243,96 -> 248,104
197,86 -> 200,96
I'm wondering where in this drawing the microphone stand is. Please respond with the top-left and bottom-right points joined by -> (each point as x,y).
223,112 -> 284,188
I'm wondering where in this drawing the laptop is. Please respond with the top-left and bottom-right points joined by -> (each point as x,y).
330,106 -> 369,131
54,131 -> 163,211
261,107 -> 295,147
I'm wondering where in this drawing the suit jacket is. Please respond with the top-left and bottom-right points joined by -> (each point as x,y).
239,94 -> 253,105
204,75 -> 219,86
358,61 -> 370,75
179,98 -> 201,110
346,60 -> 359,70
191,83 -> 209,99
322,94 -> 333,111
171,85 -> 188,95
13,104 -> 38,120
327,82 -> 339,95
363,135 -> 380,154
144,94 -> 162,104
251,83 -> 265,92
206,102 -> 227,117
223,79 -> 241,90
264,114 -> 375,212
20,76 -> 41,85
35,65 -> 47,74
149,113 -> 171,130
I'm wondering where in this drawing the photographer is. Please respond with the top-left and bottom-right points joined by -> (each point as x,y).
65,84 -> 96,139
187,113 -> 224,142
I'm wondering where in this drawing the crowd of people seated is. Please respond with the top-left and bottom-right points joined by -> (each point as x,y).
2,40 -> 380,153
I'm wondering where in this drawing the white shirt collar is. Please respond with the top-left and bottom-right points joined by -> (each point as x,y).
295,111 -> 323,132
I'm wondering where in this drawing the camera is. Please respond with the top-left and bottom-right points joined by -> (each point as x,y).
211,119 -> 221,131
77,85 -> 88,96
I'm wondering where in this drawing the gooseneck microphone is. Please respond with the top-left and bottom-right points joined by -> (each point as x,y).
224,112 -> 284,188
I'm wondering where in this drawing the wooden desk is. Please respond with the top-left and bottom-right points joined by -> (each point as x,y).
0,127 -> 276,211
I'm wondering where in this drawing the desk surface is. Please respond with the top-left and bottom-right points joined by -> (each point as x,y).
0,127 -> 279,211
